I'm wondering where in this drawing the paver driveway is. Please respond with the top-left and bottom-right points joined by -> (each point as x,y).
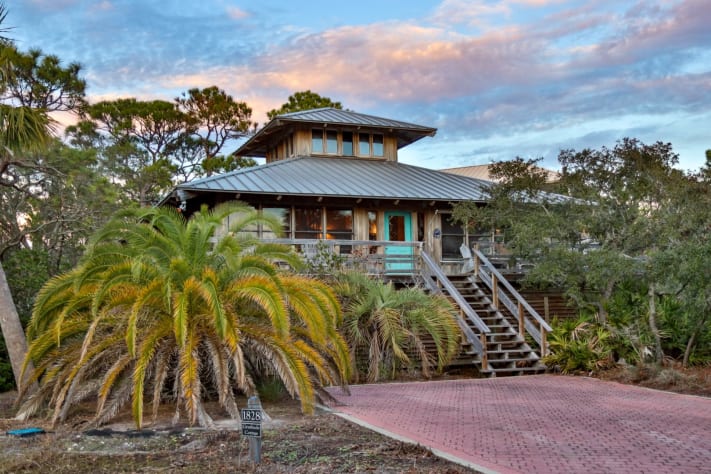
325,375 -> 711,474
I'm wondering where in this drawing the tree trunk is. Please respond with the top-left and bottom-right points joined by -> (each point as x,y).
683,310 -> 709,368
0,260 -> 35,391
596,279 -> 615,323
647,283 -> 663,365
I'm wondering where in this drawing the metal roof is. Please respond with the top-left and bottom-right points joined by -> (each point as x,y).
177,156 -> 493,202
276,108 -> 437,131
236,108 -> 437,157
442,164 -> 561,183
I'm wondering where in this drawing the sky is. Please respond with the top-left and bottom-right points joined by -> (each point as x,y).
8,0 -> 711,172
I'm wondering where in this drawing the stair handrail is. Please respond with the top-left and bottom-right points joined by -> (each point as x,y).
471,247 -> 552,356
420,251 -> 490,366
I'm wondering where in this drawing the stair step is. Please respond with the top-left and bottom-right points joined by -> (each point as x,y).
486,349 -> 534,355
489,366 -> 546,376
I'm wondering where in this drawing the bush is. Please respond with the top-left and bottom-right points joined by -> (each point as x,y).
334,271 -> 461,382
544,316 -> 617,374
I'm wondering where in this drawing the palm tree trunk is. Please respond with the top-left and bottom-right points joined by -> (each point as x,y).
0,260 -> 35,390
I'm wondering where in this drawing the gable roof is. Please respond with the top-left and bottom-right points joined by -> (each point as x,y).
236,108 -> 437,157
176,156 -> 491,203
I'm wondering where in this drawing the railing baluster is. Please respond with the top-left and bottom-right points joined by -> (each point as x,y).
471,247 -> 552,358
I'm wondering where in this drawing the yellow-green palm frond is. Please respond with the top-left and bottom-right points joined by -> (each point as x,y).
127,278 -> 166,357
0,104 -> 54,151
95,349 -> 132,415
244,335 -> 315,414
20,199 -> 351,428
132,317 -> 173,429
27,268 -> 86,338
150,342 -> 174,423
203,334 -> 239,419
227,275 -> 290,338
178,331 -> 201,426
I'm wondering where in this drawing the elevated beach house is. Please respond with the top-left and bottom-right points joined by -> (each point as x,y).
161,108 -> 553,376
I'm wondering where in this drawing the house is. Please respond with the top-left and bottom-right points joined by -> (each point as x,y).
164,108 -> 496,268
161,108 -> 552,376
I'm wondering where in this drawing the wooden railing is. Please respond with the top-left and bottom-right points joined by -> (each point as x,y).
262,239 -> 422,277
472,247 -> 552,356
420,251 -> 490,370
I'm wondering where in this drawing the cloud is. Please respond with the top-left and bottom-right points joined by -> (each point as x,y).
11,0 -> 711,169
140,0 -> 710,141
431,0 -> 511,28
226,6 -> 250,20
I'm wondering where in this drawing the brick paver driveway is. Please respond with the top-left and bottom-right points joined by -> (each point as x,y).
325,375 -> 711,473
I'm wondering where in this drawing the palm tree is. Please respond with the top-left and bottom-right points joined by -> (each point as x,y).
17,203 -> 350,428
336,271 -> 461,382
0,1 -> 54,390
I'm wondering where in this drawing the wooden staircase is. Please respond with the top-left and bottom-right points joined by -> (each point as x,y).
447,275 -> 545,376
420,249 -> 551,377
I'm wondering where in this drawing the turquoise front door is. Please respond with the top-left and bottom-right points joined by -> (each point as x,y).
384,211 -> 413,274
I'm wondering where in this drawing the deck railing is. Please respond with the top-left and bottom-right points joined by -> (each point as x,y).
262,238 -> 423,277
420,251 -> 490,369
472,247 -> 552,356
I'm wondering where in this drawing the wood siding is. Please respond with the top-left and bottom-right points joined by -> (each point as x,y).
266,125 -> 399,163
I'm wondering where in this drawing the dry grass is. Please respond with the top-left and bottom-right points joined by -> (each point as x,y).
0,393 -> 472,473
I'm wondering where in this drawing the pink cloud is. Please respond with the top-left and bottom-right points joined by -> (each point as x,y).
226,6 -> 250,20
241,22 -> 551,104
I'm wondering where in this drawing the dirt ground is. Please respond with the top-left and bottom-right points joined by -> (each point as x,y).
0,364 -> 708,473
0,392 -> 471,473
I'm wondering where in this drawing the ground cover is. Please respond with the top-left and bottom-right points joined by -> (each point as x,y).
0,393 -> 471,473
0,364 -> 708,473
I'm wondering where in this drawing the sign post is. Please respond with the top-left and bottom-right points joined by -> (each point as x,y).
241,396 -> 263,464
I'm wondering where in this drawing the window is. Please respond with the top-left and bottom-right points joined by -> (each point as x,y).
358,134 -> 370,155
326,130 -> 338,154
372,134 -> 384,156
223,211 -> 258,237
342,131 -> 353,155
311,129 -> 323,153
262,207 -> 291,239
368,211 -> 377,240
294,207 -> 322,239
441,214 -> 465,259
326,209 -> 353,240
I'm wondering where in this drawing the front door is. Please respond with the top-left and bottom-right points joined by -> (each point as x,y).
384,211 -> 413,274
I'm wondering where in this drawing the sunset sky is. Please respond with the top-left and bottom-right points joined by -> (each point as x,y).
9,0 -> 711,171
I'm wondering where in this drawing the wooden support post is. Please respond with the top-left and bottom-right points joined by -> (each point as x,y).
492,275 -> 498,309
480,332 -> 488,372
518,301 -> 525,338
544,296 -> 550,322
540,323 -> 547,357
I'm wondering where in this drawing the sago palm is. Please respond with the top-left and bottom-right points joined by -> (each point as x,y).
336,271 -> 460,382
18,202 -> 350,428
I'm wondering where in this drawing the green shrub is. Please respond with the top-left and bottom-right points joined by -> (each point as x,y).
256,376 -> 288,403
543,316 -> 617,373
334,271 -> 461,382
